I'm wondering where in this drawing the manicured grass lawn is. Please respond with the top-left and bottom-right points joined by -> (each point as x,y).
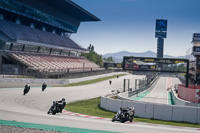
57,74 -> 126,87
65,97 -> 200,128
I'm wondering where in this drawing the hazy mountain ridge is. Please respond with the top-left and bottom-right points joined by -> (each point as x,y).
103,51 -> 186,62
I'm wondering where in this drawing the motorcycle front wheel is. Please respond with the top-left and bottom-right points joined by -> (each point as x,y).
112,116 -> 116,122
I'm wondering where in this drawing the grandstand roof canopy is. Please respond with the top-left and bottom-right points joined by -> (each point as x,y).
15,0 -> 101,22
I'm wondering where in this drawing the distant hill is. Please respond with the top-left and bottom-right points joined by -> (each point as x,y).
102,51 -> 186,62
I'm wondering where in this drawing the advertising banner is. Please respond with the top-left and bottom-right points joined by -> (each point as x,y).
104,63 -> 122,68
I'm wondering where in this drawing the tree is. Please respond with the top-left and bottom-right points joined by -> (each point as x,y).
103,56 -> 114,63
163,63 -> 186,72
82,44 -> 103,67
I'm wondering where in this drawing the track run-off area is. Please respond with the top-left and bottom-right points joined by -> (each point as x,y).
0,73 -> 199,133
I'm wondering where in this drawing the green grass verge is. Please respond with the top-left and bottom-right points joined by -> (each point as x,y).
66,97 -> 115,118
56,74 -> 126,87
179,73 -> 186,76
0,75 -> 35,78
65,97 -> 200,128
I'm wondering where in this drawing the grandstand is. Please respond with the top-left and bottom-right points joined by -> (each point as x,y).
0,0 -> 103,77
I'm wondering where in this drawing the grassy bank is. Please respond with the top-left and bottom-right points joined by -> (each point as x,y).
65,97 -> 200,128
57,74 -> 126,87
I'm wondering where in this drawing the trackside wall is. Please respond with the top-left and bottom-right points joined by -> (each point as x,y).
0,72 -> 127,86
171,87 -> 200,107
178,84 -> 200,103
100,96 -> 200,124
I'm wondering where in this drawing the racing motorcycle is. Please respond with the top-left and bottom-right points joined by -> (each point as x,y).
42,83 -> 47,91
23,84 -> 30,95
47,101 -> 65,115
112,106 -> 135,123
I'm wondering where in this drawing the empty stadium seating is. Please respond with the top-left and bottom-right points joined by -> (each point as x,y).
6,51 -> 102,73
0,20 -> 85,51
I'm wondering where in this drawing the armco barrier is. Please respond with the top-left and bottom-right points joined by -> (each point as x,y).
100,96 -> 200,124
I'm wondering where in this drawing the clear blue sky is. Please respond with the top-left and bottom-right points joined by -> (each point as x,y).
71,0 -> 200,56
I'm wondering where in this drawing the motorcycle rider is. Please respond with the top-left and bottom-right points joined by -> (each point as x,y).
55,98 -> 66,113
48,98 -> 66,114
25,83 -> 30,89
42,82 -> 47,91
112,106 -> 135,123
23,83 -> 30,95
127,106 -> 135,122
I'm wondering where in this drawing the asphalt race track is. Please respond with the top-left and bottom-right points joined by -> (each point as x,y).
140,76 -> 170,104
0,74 -> 199,133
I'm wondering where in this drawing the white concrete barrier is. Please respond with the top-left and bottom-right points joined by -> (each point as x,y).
171,88 -> 200,107
100,96 -> 107,109
105,98 -> 122,112
183,107 -> 198,123
0,78 -> 69,85
171,106 -> 185,122
197,108 -> 200,124
122,100 -> 146,117
100,96 -> 200,124
69,72 -> 128,83
101,77 -> 200,124
144,103 -> 154,119
153,104 -> 173,121
118,92 -> 129,100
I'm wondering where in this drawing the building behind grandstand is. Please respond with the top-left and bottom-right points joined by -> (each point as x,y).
0,0 -> 104,77
186,33 -> 200,84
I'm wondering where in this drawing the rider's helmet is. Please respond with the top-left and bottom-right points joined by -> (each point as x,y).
129,106 -> 134,110
62,98 -> 65,101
